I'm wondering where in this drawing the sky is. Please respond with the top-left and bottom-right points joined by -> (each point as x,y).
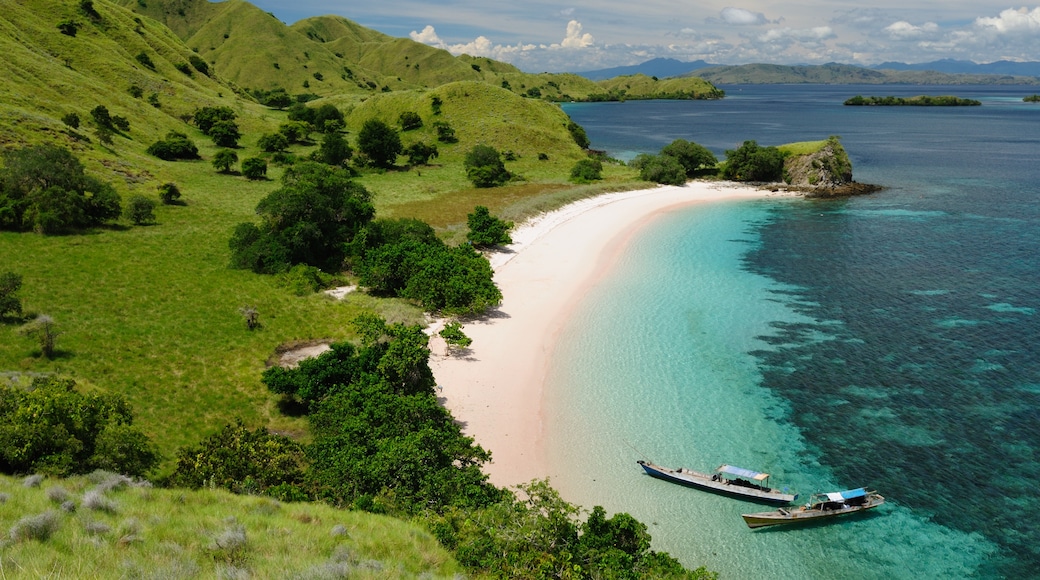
248,1 -> 1040,72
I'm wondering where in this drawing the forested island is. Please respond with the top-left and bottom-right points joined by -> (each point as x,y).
1025,95 -> 1040,102
844,95 -> 982,106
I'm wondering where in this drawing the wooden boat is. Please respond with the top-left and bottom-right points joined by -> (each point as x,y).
742,488 -> 884,528
636,460 -> 797,505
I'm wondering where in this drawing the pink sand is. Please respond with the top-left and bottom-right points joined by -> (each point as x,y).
428,182 -> 789,488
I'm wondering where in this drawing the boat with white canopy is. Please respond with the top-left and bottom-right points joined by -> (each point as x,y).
741,488 -> 884,528
636,460 -> 797,505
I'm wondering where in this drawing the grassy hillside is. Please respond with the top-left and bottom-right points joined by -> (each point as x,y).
0,472 -> 462,578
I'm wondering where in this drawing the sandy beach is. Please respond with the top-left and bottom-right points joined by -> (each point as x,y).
428,181 -> 789,488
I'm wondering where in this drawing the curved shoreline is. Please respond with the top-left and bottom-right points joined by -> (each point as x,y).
428,181 -> 796,487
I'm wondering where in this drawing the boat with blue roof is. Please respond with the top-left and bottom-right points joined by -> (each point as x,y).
741,488 -> 885,528
636,460 -> 797,505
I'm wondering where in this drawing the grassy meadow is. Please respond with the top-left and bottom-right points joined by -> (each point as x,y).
0,472 -> 463,578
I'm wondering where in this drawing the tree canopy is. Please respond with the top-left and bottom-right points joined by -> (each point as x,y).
466,205 -> 513,247
0,144 -> 121,233
229,162 -> 374,273
661,139 -> 718,177
722,140 -> 785,182
464,144 -> 510,187
357,119 -> 402,168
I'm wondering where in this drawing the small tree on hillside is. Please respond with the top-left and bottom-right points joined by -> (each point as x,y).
158,182 -> 181,204
570,158 -> 603,183
209,120 -> 241,148
313,132 -> 352,166
467,205 -> 513,247
357,119 -> 402,169
405,142 -> 438,166
242,157 -> 268,180
631,153 -> 686,185
567,121 -> 590,149
464,145 -> 510,188
257,132 -> 289,153
212,149 -> 239,173
433,121 -> 457,143
124,194 -> 156,225
0,272 -> 23,321
193,106 -> 237,135
399,111 -> 423,131
19,314 -> 61,358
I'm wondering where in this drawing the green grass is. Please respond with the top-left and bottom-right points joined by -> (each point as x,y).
777,140 -> 828,156
0,473 -> 463,578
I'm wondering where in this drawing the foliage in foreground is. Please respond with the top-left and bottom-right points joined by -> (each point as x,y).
427,480 -> 717,579
0,472 -> 461,578
467,205 -> 513,247
721,140 -> 786,182
0,377 -> 160,478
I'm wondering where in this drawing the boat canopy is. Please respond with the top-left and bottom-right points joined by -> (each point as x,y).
717,465 -> 770,481
825,488 -> 866,502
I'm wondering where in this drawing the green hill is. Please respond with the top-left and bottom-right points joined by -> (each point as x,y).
0,472 -> 461,578
689,62 -> 1040,85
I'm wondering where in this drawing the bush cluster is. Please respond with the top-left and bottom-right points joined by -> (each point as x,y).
721,140 -> 785,182
464,145 -> 510,188
146,131 -> 200,161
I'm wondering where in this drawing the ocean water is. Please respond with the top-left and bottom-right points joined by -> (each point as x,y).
549,86 -> 1040,578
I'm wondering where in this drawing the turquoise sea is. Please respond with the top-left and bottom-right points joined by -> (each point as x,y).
551,86 -> 1040,578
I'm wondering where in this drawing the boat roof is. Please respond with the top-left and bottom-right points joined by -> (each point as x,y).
824,488 -> 866,501
716,465 -> 770,481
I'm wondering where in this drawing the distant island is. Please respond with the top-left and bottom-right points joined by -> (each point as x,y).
844,95 -> 982,106
1026,95 -> 1040,102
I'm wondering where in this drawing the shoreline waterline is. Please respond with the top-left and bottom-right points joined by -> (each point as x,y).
428,181 -> 796,488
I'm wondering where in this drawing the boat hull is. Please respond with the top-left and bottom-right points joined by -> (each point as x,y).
637,461 -> 797,505
742,496 -> 885,528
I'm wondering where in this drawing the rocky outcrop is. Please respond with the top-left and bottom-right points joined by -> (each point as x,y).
780,137 -> 880,197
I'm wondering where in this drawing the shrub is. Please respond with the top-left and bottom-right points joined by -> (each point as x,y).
208,120 -> 241,148
439,321 -> 472,354
146,132 -> 199,161
157,182 -> 181,204
570,158 -> 603,183
239,305 -> 260,330
9,511 -> 61,542
464,145 -> 510,187
210,523 -> 250,566
466,206 -> 512,247
135,52 -> 154,70
212,149 -> 239,173
124,194 -> 156,225
313,132 -> 352,166
128,85 -> 144,98
46,486 -> 71,504
661,139 -> 718,177
405,142 -> 438,166
722,140 -> 785,182
241,157 -> 267,180
18,314 -> 61,357
189,54 -> 209,76
311,104 -> 344,133
0,271 -> 23,320
567,121 -> 590,149
61,112 -> 80,129
82,489 -> 118,513
56,19 -> 79,36
193,106 -> 237,135
631,153 -> 687,185
257,132 -> 289,153
399,111 -> 423,131
433,121 -> 457,143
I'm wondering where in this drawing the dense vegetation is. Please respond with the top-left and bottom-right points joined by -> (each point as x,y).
1023,94 -> 1040,102
844,95 -> 982,106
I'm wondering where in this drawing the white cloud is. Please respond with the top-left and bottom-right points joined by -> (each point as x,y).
975,7 -> 1040,33
884,21 -> 940,38
557,20 -> 595,48
759,26 -> 835,43
409,25 -> 443,46
720,7 -> 768,26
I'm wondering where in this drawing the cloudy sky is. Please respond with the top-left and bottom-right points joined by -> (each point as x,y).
250,1 -> 1040,72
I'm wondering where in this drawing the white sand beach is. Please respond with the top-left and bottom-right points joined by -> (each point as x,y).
428,181 -> 791,488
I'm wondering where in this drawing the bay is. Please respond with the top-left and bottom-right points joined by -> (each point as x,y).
549,86 -> 1040,578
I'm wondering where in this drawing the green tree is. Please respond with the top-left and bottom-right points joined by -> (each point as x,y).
167,420 -> 308,498
405,142 -> 438,166
157,182 -> 181,204
229,162 -> 375,273
570,158 -> 603,183
313,132 -> 352,166
0,377 -> 159,477
124,194 -> 156,225
209,120 -> 241,148
722,140 -> 785,182
567,121 -> 590,149
0,272 -> 23,320
463,145 -> 510,188
312,104 -> 344,133
399,111 -> 423,131
241,157 -> 268,180
357,119 -> 402,168
135,51 -> 154,70
661,139 -> 718,177
278,121 -> 310,144
257,132 -> 289,153
193,106 -> 237,135
61,112 -> 80,129
18,314 -> 61,358
0,144 -> 121,233
89,105 -> 112,129
433,121 -> 457,143
146,131 -> 199,160
212,149 -> 239,173
466,205 -> 512,247
631,153 -> 687,185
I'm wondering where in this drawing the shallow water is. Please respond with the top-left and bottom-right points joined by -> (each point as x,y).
549,86 -> 1040,577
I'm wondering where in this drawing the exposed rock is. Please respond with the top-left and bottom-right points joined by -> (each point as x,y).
778,137 -> 881,197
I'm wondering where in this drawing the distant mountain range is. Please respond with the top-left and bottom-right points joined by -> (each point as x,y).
576,59 -> 1040,84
